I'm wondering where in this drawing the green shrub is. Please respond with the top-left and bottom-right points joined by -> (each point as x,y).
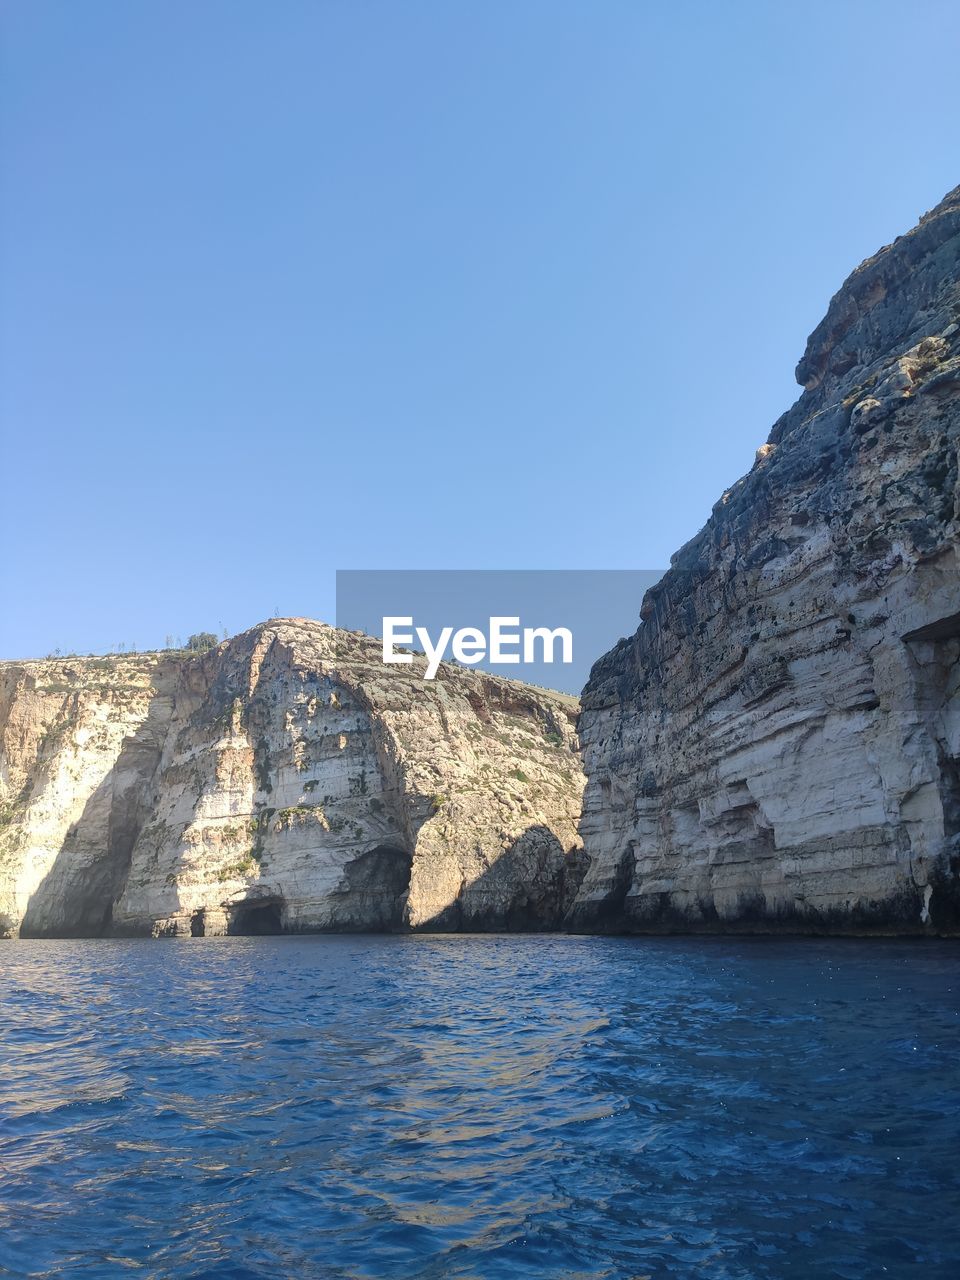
187,632 -> 218,653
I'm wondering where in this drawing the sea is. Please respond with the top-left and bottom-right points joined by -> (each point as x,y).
1,934 -> 958,1278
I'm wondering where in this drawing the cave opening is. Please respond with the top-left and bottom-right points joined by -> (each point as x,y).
905,624 -> 960,842
228,899 -> 284,935
332,845 -> 412,930
190,908 -> 205,937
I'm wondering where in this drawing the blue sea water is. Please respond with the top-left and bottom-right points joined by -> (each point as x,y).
0,935 -> 958,1279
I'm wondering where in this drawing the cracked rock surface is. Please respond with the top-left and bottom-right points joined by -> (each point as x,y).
572,185 -> 960,935
0,622 -> 584,937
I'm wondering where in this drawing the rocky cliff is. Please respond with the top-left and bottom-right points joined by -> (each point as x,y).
573,185 -> 960,935
0,621 -> 585,937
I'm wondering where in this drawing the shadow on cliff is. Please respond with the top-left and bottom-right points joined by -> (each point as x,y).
414,824 -> 589,933
19,690 -> 169,939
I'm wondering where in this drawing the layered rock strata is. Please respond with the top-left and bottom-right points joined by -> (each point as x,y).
0,622 -> 584,937
573,185 -> 960,935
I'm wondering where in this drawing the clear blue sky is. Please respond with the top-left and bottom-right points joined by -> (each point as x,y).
2,0 -> 958,658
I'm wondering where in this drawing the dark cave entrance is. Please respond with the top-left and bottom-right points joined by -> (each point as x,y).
332,845 -> 412,930
903,615 -> 960,931
905,615 -> 960,842
228,899 -> 284,936
190,909 -> 205,937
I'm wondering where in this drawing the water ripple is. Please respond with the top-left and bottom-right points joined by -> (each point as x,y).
1,935 -> 959,1278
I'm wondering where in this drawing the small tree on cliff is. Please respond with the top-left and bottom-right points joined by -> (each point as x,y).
186,632 -> 218,653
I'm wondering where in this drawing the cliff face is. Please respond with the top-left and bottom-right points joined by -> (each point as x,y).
5,195 -> 957,943
0,621 -> 585,937
573,186 -> 960,935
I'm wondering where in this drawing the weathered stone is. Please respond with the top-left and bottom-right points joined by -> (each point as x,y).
572,185 -> 960,936
0,622 -> 584,937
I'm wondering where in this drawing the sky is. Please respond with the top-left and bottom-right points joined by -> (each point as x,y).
1,0 -> 958,659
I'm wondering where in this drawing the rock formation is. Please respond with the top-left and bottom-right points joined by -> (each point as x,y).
0,621 -> 585,937
4,190 -> 958,941
572,185 -> 960,935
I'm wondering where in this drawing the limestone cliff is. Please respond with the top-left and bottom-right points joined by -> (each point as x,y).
0,621 -> 584,937
573,185 -> 960,935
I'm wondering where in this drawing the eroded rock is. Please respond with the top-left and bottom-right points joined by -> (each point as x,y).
0,623 -> 584,937
573,185 -> 960,936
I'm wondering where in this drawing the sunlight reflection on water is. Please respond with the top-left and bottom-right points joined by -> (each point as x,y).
1,934 -> 958,1278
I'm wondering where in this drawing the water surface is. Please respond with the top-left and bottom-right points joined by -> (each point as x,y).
1,935 -> 958,1278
